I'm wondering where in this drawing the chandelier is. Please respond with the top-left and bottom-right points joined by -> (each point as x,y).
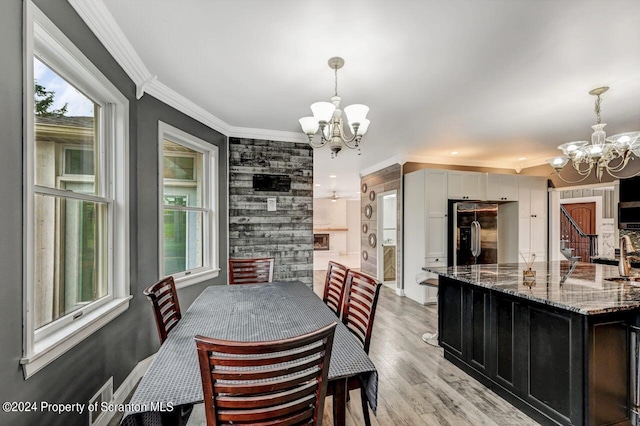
546,86 -> 640,182
298,57 -> 370,158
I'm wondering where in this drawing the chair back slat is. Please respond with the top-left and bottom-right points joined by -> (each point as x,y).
322,261 -> 349,316
341,270 -> 382,354
211,355 -> 322,381
211,345 -> 321,367
215,381 -> 318,409
195,323 -> 336,426
143,276 -> 181,345
229,257 -> 275,284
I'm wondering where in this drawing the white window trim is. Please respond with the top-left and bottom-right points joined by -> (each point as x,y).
158,121 -> 219,289
22,2 -> 130,379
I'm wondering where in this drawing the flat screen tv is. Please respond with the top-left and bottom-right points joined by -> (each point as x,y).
252,174 -> 291,192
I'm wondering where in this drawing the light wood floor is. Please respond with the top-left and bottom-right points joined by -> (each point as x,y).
312,270 -> 538,426
117,271 -> 540,425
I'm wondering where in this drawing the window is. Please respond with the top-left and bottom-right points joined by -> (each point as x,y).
159,122 -> 219,287
22,3 -> 130,378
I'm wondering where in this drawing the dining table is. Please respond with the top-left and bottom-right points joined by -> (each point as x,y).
121,281 -> 378,426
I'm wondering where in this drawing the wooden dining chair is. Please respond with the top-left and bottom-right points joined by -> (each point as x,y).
194,323 -> 337,426
339,270 -> 383,426
322,261 -> 349,316
228,257 -> 275,284
143,276 -> 181,345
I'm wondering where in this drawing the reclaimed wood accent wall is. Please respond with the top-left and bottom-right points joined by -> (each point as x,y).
228,138 -> 313,287
360,164 -> 402,289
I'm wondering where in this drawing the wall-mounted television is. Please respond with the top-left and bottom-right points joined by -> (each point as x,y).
252,174 -> 291,192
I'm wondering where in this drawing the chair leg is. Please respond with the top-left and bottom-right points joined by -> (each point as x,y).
360,387 -> 371,426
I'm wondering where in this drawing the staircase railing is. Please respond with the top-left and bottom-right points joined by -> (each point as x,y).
560,205 -> 598,262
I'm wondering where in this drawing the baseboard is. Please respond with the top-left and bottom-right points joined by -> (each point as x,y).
395,288 -> 405,297
96,354 -> 155,426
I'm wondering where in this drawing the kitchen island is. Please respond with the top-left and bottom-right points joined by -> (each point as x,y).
424,261 -> 640,426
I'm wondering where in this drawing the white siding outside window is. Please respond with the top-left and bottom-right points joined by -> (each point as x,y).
22,2 -> 130,378
158,122 -> 219,288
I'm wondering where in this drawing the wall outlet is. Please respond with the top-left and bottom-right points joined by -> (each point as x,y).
267,197 -> 276,212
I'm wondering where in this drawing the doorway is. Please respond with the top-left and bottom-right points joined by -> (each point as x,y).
561,202 -> 596,262
377,190 -> 397,289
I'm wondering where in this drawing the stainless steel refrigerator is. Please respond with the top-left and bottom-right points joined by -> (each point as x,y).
453,202 -> 498,266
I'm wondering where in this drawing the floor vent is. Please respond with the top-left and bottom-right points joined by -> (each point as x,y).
89,377 -> 113,426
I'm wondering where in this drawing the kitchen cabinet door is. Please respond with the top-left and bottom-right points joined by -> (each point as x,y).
518,176 -> 548,261
403,170 -> 428,304
404,169 -> 449,305
464,285 -> 491,375
426,170 -> 448,258
439,278 -> 464,357
447,171 -> 487,200
487,174 -> 518,201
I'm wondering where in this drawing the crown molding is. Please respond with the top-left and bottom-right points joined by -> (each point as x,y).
514,157 -> 548,170
401,154 -> 551,174
227,127 -> 308,143
68,0 -> 308,144
144,79 -> 231,134
359,154 -> 406,177
68,0 -> 150,86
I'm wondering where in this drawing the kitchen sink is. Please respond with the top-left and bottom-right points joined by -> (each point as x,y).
605,276 -> 640,283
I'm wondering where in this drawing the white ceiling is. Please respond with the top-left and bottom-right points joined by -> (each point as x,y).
97,0 -> 640,199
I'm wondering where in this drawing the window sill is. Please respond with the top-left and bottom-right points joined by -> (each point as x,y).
174,268 -> 220,289
21,296 -> 132,379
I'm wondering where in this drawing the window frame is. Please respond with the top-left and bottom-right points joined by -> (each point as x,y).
22,2 -> 130,379
158,121 -> 219,288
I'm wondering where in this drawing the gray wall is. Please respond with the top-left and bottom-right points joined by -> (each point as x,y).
228,137 -> 313,286
0,1 -> 227,425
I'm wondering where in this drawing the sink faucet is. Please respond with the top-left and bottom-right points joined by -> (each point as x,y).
619,235 -> 636,277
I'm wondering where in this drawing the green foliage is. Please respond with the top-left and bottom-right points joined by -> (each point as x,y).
35,81 -> 68,117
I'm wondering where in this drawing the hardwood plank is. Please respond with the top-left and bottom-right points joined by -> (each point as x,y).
311,269 -> 539,426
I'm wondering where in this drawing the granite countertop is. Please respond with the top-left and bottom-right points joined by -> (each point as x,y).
423,261 -> 640,315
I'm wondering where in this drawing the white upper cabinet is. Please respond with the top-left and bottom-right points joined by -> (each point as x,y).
486,174 -> 519,201
447,171 -> 487,200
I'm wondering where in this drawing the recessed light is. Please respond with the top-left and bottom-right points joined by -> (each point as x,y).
450,151 -> 459,155
315,184 -> 321,187
519,157 -> 527,161
329,175 -> 337,178
356,191 -> 361,194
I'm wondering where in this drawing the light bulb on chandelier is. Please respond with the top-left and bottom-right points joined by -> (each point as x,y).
546,86 -> 640,183
299,57 -> 370,158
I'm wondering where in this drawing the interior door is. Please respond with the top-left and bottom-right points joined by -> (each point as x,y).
562,202 -> 596,262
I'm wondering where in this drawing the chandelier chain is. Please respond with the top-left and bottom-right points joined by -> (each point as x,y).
334,66 -> 338,97
594,94 -> 602,124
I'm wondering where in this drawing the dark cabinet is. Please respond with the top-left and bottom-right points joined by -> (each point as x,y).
465,286 -> 490,374
439,280 -> 490,374
439,278 -> 463,356
491,293 -> 520,393
438,276 -> 630,426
